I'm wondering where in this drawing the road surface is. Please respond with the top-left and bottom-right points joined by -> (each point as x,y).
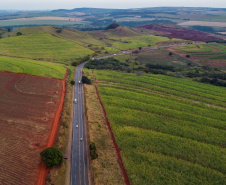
71,62 -> 89,185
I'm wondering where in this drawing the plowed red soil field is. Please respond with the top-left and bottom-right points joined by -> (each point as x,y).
0,71 -> 63,185
137,24 -> 220,41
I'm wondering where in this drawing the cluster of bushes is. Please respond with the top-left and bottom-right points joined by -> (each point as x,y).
72,55 -> 90,66
192,26 -> 215,33
85,57 -> 226,87
82,76 -> 91,84
185,67 -> 226,87
200,77 -> 226,87
85,58 -> 130,71
206,39 -> 226,43
146,64 -> 176,72
89,142 -> 98,160
105,22 -> 120,30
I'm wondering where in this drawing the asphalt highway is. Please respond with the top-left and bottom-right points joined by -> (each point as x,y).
71,62 -> 89,185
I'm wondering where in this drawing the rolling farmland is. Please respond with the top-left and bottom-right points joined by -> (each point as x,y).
111,35 -> 170,51
88,69 -> 226,185
0,71 -> 64,185
0,33 -> 93,62
172,44 -> 226,69
0,56 -> 66,79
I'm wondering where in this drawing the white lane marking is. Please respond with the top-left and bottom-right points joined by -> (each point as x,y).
75,174 -> 76,179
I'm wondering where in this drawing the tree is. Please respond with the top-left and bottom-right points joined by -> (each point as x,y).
70,80 -> 75,85
90,142 -> 98,160
82,76 -> 91,84
186,54 -> 191,58
71,61 -> 77,66
17,32 -> 22,36
139,47 -> 142,50
56,29 -> 62,33
40,147 -> 63,168
169,51 -> 173,56
105,22 -> 120,30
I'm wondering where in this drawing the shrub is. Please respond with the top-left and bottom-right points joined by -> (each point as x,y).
186,54 -> 191,58
70,80 -> 75,85
56,29 -> 62,33
40,147 -> 63,168
90,142 -> 98,160
82,76 -> 91,84
17,32 -> 22,36
169,51 -> 173,56
105,22 -> 120,30
71,61 -> 77,66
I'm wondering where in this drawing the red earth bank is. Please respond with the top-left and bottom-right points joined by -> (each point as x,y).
0,71 -> 64,185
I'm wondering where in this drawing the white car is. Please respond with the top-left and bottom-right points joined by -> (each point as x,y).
74,99 -> 77,103
80,138 -> 83,141
114,54 -> 116,56
79,80 -> 81,84
76,125 -> 78,128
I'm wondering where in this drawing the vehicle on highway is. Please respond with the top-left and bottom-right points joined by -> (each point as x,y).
79,80 -> 81,84
80,138 -> 83,141
74,99 -> 77,103
76,125 -> 78,128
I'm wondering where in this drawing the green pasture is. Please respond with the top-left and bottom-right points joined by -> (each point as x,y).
0,33 -> 94,62
177,44 -> 214,53
87,69 -> 226,185
111,35 -> 170,50
0,56 -> 66,79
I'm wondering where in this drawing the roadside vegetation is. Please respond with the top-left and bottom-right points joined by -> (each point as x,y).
83,69 -> 124,184
87,69 -> 226,185
85,48 -> 226,87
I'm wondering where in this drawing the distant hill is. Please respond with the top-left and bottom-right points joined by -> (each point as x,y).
51,8 -> 128,15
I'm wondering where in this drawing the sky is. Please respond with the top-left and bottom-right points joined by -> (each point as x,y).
1,0 -> 226,10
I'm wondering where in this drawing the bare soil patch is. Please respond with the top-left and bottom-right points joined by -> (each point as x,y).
179,21 -> 226,27
137,24 -> 220,41
0,72 -> 63,185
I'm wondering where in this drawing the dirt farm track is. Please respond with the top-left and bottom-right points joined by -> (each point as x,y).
0,71 -> 63,185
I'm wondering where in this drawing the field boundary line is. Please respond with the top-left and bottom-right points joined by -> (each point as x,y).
37,69 -> 68,185
93,72 -> 131,185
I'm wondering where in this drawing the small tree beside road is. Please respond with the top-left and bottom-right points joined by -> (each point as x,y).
40,147 -> 63,168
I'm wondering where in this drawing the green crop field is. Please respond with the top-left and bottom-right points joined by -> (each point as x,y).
85,69 -> 226,185
0,56 -> 66,79
177,44 -> 214,53
0,33 -> 94,62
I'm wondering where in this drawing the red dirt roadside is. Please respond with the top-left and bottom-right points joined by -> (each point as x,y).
37,70 -> 68,185
93,75 -> 131,185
